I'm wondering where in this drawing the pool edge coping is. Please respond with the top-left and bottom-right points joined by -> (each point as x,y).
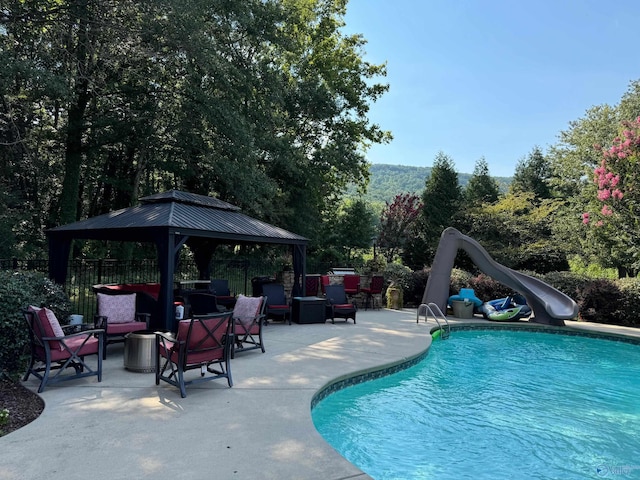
311,319 -> 640,410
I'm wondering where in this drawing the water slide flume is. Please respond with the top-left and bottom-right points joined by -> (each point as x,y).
423,227 -> 579,326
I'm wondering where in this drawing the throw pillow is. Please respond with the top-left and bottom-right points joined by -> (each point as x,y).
97,292 -> 136,323
232,294 -> 262,325
35,307 -> 66,350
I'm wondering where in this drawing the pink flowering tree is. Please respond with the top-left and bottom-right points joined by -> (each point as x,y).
583,116 -> 640,275
377,193 -> 423,262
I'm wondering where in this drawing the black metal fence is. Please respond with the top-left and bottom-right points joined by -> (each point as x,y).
1,256 -> 334,318
1,257 -> 285,318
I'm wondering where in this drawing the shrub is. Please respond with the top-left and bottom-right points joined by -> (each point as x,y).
615,278 -> 640,327
383,263 -> 412,290
449,268 -> 473,296
383,263 -> 412,308
0,271 -> 71,378
576,279 -> 622,325
469,274 -> 512,302
540,271 -> 591,300
364,256 -> 387,274
404,268 -> 430,306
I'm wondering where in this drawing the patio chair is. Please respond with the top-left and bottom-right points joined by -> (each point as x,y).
343,275 -> 361,303
155,312 -> 233,398
231,295 -> 266,358
209,279 -> 237,310
320,275 -> 330,295
188,292 -> 222,316
324,284 -> 357,324
23,306 -> 105,393
361,275 -> 385,310
262,283 -> 291,325
305,276 -> 320,297
95,292 -> 150,359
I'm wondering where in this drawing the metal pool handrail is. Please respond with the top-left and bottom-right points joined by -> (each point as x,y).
417,302 -> 450,339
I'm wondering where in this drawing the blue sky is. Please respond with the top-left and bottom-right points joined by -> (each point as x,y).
343,0 -> 640,176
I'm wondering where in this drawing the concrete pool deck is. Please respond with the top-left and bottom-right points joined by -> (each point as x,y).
2,309 -> 639,480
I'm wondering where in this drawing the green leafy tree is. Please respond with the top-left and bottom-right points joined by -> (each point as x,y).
377,193 -> 423,262
465,157 -> 499,206
0,0 -> 391,259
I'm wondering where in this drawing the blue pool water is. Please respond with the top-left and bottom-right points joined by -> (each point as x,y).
312,330 -> 640,479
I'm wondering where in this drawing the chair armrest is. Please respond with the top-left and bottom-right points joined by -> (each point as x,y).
43,328 -> 105,342
94,315 -> 107,330
136,312 -> 151,328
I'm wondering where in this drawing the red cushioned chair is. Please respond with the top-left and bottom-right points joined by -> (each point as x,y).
23,306 -> 105,393
320,275 -> 330,295
342,275 -> 361,303
361,275 -> 385,310
155,312 -> 233,398
305,276 -> 320,297
262,283 -> 291,325
324,285 -> 357,324
94,292 -> 150,359
231,295 -> 266,358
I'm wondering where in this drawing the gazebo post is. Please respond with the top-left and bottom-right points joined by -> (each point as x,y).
156,232 -> 188,331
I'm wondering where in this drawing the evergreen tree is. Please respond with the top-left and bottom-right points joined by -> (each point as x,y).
465,157 -> 499,206
404,152 -> 461,268
511,147 -> 551,200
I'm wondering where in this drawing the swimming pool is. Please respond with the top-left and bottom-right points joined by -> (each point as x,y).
312,329 -> 640,479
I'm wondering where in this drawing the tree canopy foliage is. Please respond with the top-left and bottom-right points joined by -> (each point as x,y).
0,0 -> 390,258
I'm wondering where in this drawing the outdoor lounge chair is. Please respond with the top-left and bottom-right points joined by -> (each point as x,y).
23,306 -> 105,393
231,295 -> 266,358
209,279 -> 236,310
262,283 -> 291,325
324,284 -> 357,324
94,292 -> 150,359
155,312 -> 233,398
361,275 -> 384,310
188,292 -> 222,316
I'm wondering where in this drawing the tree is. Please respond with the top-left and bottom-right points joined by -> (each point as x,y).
511,147 -> 552,200
548,80 -> 640,274
465,157 -> 499,206
377,193 -> 422,262
404,152 -> 461,268
0,0 -> 391,258
582,116 -> 640,276
334,198 -> 376,262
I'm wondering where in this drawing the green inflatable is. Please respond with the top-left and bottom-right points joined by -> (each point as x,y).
486,305 -> 524,321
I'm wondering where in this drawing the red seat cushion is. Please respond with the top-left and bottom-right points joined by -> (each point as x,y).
46,335 -> 100,362
107,321 -> 147,334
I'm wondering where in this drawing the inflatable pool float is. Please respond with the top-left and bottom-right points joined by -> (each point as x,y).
485,305 -> 524,321
481,295 -> 531,321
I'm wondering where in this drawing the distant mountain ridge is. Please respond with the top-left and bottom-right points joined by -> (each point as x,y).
356,163 -> 511,204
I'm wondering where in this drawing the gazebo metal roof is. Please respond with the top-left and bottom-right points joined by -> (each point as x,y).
47,190 -> 307,330
48,190 -> 308,244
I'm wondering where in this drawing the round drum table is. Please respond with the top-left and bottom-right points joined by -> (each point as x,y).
124,330 -> 158,373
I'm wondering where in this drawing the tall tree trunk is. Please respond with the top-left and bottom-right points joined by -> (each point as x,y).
57,0 -> 91,226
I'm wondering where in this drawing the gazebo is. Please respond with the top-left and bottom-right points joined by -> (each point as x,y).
47,190 -> 308,330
